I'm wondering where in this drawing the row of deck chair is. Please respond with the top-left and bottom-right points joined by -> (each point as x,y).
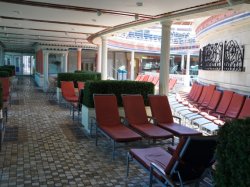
135,74 -> 159,85
93,94 -> 201,159
135,74 -> 177,91
171,82 -> 250,134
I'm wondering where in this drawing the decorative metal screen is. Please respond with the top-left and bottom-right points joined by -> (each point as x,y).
199,42 -> 223,70
223,40 -> 244,71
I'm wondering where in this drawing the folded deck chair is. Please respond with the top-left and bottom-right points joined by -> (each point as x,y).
148,95 -> 202,137
94,94 -> 142,159
122,95 -> 173,143
127,136 -> 217,187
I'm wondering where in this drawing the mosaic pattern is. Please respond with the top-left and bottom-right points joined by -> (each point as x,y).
0,77 -> 212,187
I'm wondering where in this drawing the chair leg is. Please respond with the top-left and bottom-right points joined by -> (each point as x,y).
126,153 -> 131,178
172,137 -> 175,146
149,166 -> 154,187
95,126 -> 98,146
112,140 -> 116,160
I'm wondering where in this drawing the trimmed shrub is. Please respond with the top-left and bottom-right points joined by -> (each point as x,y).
57,72 -> 101,88
0,67 -> 13,77
0,71 -> 11,77
215,118 -> 250,187
82,80 -> 154,108
75,70 -> 101,80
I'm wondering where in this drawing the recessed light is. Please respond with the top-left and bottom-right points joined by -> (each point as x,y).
97,10 -> 102,16
136,2 -> 143,7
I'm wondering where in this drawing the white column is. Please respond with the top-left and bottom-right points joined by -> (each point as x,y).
185,52 -> 191,86
77,48 -> 82,70
97,44 -> 102,73
181,54 -> 185,71
64,52 -> 68,72
101,36 -> 108,80
159,20 -> 172,95
130,51 -> 135,80
43,51 -> 49,91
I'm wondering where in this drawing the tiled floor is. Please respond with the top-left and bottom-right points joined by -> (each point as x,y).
0,77 -> 213,187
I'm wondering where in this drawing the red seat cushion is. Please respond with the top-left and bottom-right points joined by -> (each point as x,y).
130,147 -> 172,172
99,124 -> 141,142
131,123 -> 173,139
158,123 -> 202,137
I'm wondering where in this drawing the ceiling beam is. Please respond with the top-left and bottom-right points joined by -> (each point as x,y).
0,0 -> 152,19
0,26 -> 92,35
0,16 -> 111,28
0,32 -> 87,40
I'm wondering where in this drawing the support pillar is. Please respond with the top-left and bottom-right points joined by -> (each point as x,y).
181,54 -> 185,73
97,44 -> 102,73
101,36 -> 108,80
130,51 -> 135,80
77,48 -> 82,70
159,20 -> 172,95
185,52 -> 191,86
64,52 -> 68,72
43,51 -> 49,91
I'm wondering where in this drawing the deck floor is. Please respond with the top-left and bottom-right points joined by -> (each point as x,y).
0,76 -> 212,187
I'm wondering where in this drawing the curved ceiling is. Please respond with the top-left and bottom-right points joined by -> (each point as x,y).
0,0 -> 248,52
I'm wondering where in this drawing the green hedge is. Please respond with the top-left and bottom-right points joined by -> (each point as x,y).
0,71 -> 11,77
57,72 -> 101,88
74,70 -> 101,80
2,65 -> 15,76
82,80 -> 154,108
215,118 -> 250,187
0,67 -> 13,77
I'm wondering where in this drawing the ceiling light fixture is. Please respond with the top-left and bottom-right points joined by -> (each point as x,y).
136,2 -> 143,6
97,10 -> 102,16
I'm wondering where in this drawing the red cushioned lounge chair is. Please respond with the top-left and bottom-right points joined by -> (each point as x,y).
127,136 -> 217,187
169,78 -> 177,91
77,81 -> 85,93
238,98 -> 250,119
148,95 -> 202,137
213,93 -> 245,126
179,85 -> 216,117
122,95 -> 173,143
192,90 -> 234,127
94,94 -> 142,159
184,90 -> 222,122
0,77 -> 10,122
61,81 -> 79,120
135,74 -> 142,81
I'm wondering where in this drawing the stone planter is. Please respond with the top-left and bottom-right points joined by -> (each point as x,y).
81,105 -> 152,134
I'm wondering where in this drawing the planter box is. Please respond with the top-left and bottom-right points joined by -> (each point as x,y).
81,105 -> 152,134
35,73 -> 44,88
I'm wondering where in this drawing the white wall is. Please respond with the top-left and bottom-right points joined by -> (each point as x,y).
197,17 -> 250,95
